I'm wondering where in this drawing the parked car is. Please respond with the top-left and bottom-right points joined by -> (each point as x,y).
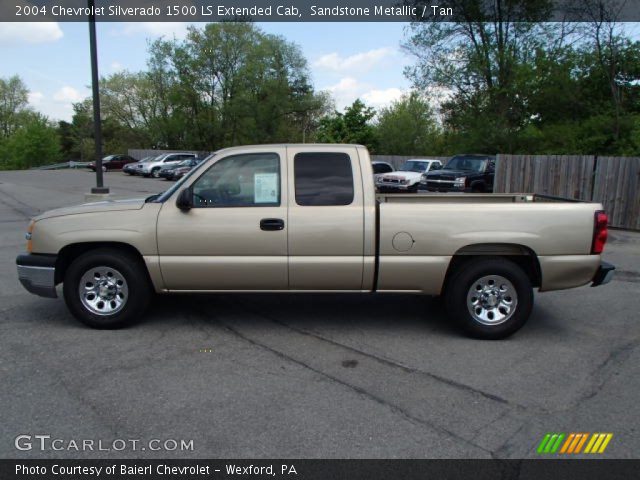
138,152 -> 198,178
16,144 -> 614,339
158,158 -> 203,180
371,161 -> 394,183
420,154 -> 495,193
162,157 -> 206,180
123,156 -> 154,175
88,155 -> 137,172
376,159 -> 442,193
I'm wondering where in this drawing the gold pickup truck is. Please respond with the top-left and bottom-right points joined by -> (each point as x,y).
16,144 -> 614,339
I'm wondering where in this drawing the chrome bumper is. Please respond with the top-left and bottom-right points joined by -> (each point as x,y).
16,254 -> 57,298
591,261 -> 615,287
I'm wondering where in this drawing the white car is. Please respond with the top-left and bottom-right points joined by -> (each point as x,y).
376,159 -> 443,192
138,152 -> 197,178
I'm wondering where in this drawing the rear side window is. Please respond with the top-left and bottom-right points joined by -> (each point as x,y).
294,152 -> 354,206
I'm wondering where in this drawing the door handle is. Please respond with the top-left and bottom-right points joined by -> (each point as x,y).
260,218 -> 285,231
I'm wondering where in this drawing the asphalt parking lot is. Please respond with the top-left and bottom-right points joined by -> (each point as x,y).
0,169 -> 639,459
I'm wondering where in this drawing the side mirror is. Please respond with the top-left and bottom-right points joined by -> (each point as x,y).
176,188 -> 193,211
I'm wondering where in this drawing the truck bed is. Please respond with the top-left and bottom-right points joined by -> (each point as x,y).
376,193 -> 580,204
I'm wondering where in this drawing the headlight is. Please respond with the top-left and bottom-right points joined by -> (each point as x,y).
454,177 -> 466,186
421,174 -> 428,181
402,179 -> 411,185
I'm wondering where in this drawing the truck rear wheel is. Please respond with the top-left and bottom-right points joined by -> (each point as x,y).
444,257 -> 533,339
63,248 -> 151,329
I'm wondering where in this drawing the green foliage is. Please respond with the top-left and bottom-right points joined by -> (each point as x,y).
0,112 -> 61,170
316,99 -> 378,151
376,92 -> 441,155
96,23 -> 330,152
0,75 -> 29,139
404,1 -> 640,155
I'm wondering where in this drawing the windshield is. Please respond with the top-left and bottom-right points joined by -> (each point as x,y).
152,153 -> 216,203
140,156 -> 155,163
178,159 -> 194,167
102,155 -> 116,161
399,161 -> 429,172
445,156 -> 488,172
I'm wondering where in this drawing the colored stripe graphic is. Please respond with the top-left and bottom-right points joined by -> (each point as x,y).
540,433 -> 613,454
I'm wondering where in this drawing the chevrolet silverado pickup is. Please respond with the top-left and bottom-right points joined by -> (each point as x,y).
16,144 -> 614,339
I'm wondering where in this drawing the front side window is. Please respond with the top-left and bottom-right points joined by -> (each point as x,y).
294,152 -> 354,206
191,153 -> 280,208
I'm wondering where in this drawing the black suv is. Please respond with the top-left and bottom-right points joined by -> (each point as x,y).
419,154 -> 495,193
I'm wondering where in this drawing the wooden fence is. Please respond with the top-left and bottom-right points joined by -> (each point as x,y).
593,157 -> 640,230
495,154 -> 640,230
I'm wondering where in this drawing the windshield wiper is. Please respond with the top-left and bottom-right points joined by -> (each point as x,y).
145,193 -> 161,203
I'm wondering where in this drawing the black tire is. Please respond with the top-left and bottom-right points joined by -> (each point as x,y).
444,257 -> 533,339
63,248 -> 152,329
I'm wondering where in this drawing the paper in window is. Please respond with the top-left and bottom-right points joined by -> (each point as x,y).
254,173 -> 278,203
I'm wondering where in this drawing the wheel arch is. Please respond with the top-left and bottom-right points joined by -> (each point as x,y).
442,243 -> 541,293
55,241 -> 151,286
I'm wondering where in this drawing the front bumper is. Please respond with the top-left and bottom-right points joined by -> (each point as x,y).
377,184 -> 413,193
419,181 -> 466,192
591,261 -> 615,287
16,253 -> 58,298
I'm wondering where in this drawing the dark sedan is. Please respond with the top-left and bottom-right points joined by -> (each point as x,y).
159,158 -> 204,180
88,154 -> 137,172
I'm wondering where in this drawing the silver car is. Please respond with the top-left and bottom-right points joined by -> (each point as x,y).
138,152 -> 197,178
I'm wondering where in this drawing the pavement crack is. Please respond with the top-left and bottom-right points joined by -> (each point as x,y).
233,302 -> 525,410
569,337 -> 640,408
192,299 -> 492,457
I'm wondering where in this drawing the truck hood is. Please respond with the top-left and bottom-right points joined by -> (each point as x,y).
34,198 -> 147,221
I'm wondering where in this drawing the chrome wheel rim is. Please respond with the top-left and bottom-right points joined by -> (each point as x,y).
79,266 -> 128,316
466,275 -> 517,325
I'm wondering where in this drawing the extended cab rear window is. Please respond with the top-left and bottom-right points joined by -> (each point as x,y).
294,152 -> 354,206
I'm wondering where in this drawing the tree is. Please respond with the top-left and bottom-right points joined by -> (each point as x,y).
376,92 -> 441,155
140,22 -> 330,150
0,75 -> 29,138
0,112 -> 61,170
403,0 -> 563,152
316,99 -> 378,151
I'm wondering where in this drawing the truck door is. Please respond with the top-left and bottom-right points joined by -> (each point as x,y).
156,148 -> 288,290
286,147 -> 365,290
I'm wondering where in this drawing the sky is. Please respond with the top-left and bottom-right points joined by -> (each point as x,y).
0,21 -> 414,122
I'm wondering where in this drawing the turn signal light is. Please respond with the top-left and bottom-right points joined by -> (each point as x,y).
591,211 -> 608,254
26,220 -> 34,253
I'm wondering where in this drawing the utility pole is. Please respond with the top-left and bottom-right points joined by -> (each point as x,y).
88,0 -> 108,195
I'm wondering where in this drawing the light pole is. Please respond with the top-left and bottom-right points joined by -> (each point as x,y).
88,0 -> 108,195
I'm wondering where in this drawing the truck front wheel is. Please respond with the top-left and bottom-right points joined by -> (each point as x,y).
63,248 -> 151,329
444,257 -> 533,339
